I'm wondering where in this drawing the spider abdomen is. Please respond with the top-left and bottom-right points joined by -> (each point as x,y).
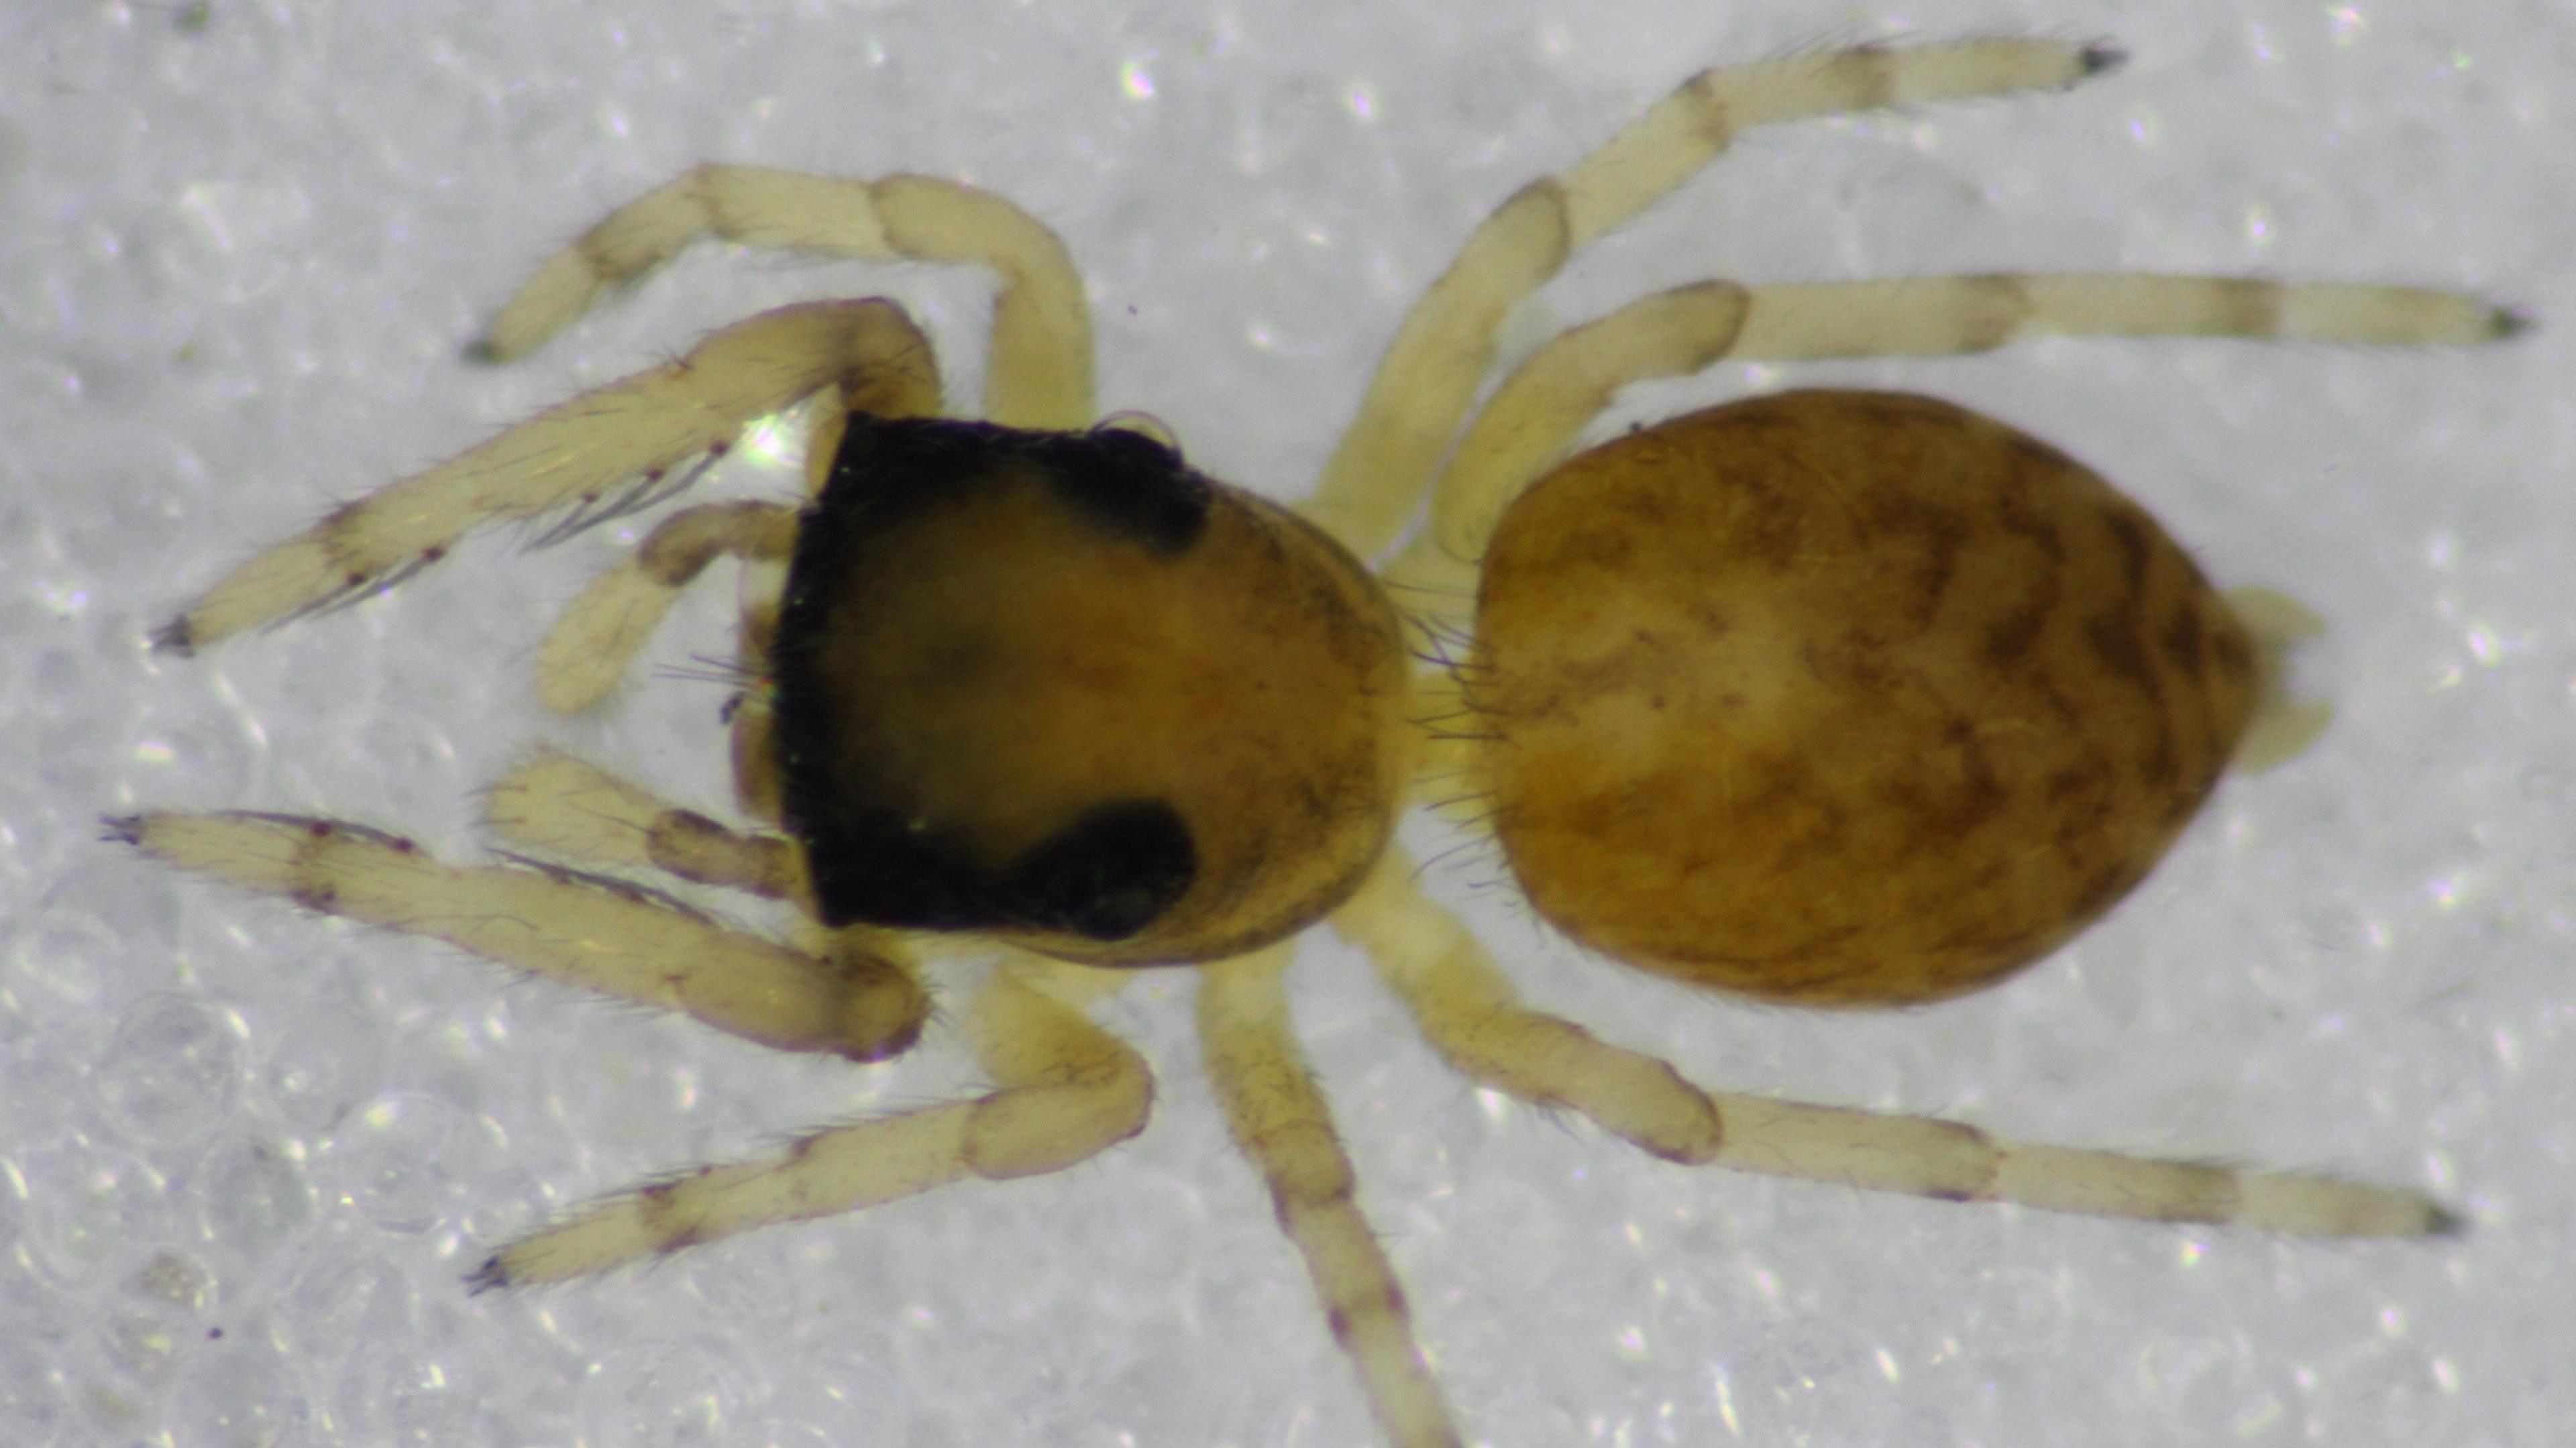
1471,390 -> 2258,1005
773,416 -> 1412,965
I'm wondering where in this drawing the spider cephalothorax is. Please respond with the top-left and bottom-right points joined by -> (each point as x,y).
771,412 -> 1409,960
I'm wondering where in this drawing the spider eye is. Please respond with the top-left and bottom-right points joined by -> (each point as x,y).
1052,423 -> 1203,551
1092,409 -> 1183,454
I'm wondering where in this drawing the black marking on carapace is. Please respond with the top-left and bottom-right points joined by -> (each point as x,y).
787,795 -> 1195,940
808,414 -> 1212,558
769,414 -> 1211,940
1000,799 -> 1196,940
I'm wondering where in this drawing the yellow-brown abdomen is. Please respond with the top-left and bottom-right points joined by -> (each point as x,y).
1472,390 -> 2257,1005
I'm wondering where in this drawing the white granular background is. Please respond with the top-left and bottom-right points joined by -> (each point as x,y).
4,1 -> 2569,1445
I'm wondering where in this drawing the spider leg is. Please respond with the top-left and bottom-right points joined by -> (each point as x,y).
471,164 -> 1093,429
535,500 -> 800,714
1335,851 -> 2455,1238
1304,38 -> 2119,556
484,748 -> 805,902
472,955 -> 1150,1287
532,304 -> 948,715
1197,944 -> 1463,1448
162,298 -> 936,654
109,810 -> 926,1063
729,595 -> 789,827
1389,272 -> 2520,612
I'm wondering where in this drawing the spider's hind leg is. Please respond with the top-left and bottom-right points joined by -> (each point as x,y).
1335,850 -> 2456,1239
1388,272 -> 2518,621
1305,38 -> 2121,557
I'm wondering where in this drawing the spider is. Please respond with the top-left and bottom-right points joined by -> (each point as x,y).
117,38 -> 2515,1448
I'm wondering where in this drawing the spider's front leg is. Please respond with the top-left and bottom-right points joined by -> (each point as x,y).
159,298 -> 938,654
532,313 -> 946,716
470,165 -> 1094,429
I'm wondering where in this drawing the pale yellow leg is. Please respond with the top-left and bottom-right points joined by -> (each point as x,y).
483,749 -> 805,901
719,585 -> 798,828
472,955 -> 1148,1288
531,295 -> 949,711
472,164 -> 1093,429
535,501 -> 800,714
163,299 -> 938,653
1334,850 -> 2455,1238
1722,273 -> 2512,354
1304,38 -> 2117,556
1197,945 -> 1462,1448
111,811 -> 924,1062
1390,273 -> 2520,610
